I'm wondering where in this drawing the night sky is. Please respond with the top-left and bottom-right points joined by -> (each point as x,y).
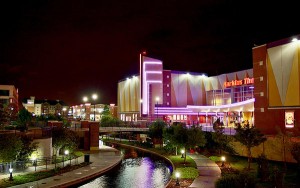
1,0 -> 299,106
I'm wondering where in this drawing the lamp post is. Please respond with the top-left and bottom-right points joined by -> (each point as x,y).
221,156 -> 226,167
9,168 -> 13,181
83,94 -> 98,121
181,149 -> 185,158
92,94 -> 98,121
32,157 -> 37,171
65,150 -> 70,166
175,172 -> 180,186
83,96 -> 88,120
155,97 -> 159,119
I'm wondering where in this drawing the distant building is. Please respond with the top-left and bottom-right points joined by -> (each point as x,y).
22,96 -> 69,116
0,84 -> 19,110
71,103 -> 117,121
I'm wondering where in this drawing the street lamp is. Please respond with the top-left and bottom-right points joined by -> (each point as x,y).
83,94 -> 98,121
9,168 -> 13,181
92,94 -> 98,121
181,149 -> 185,158
221,156 -> 226,167
32,157 -> 37,171
83,97 -> 88,120
155,97 -> 159,119
65,150 -> 70,166
175,172 -> 180,186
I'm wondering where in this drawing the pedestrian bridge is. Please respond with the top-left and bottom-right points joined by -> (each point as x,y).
99,126 -> 235,135
99,127 -> 149,133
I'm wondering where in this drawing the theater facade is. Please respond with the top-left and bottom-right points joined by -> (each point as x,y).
118,35 -> 300,135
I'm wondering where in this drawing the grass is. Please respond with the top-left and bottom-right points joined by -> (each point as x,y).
1,170 -> 55,188
0,162 -> 89,188
168,155 -> 197,168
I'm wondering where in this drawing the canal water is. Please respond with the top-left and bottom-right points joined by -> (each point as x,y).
77,146 -> 172,188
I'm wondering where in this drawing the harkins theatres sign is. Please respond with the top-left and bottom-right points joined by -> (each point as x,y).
223,78 -> 254,88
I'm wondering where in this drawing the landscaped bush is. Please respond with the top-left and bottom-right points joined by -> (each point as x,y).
73,151 -> 84,157
215,172 -> 256,188
209,156 -> 221,162
4,125 -> 15,130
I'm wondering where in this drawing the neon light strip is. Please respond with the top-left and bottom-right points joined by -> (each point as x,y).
145,71 -> 162,74
187,98 -> 255,110
144,61 -> 162,64
156,112 -> 224,115
158,107 -> 190,110
146,80 -> 162,83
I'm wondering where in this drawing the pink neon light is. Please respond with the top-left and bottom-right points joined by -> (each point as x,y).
144,61 -> 162,64
187,98 -> 255,110
145,71 -> 162,74
156,112 -> 224,115
146,80 -> 162,83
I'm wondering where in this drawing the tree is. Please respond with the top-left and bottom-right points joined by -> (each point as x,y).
291,142 -> 300,184
148,120 -> 167,148
291,142 -> 300,163
275,126 -> 293,171
0,103 -> 14,128
163,122 -> 188,162
100,115 -> 121,127
234,123 -> 267,170
17,135 -> 39,162
212,118 -> 236,155
163,123 -> 206,163
52,127 -> 79,156
16,108 -> 32,131
0,134 -> 23,162
186,125 -> 206,153
0,103 -> 8,128
101,105 -> 110,116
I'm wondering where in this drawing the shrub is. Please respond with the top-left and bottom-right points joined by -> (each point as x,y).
215,172 -> 256,188
209,156 -> 221,162
73,151 -> 84,157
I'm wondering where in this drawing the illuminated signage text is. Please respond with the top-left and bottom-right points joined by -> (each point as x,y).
223,78 -> 254,88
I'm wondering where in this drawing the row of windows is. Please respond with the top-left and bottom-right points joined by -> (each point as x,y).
206,86 -> 254,106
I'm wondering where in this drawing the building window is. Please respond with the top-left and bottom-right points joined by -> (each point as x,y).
167,75 -> 169,79
167,84 -> 169,87
167,102 -> 169,105
0,90 -> 9,96
167,93 -> 169,96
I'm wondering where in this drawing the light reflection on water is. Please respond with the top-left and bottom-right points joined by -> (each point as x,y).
78,157 -> 171,188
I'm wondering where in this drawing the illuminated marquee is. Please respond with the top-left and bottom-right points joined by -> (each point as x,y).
224,78 -> 254,88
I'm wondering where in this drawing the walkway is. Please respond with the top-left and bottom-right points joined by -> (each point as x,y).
188,154 -> 221,188
2,146 -> 122,188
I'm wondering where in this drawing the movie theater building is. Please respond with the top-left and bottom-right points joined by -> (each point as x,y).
118,55 -> 255,128
118,35 -> 300,135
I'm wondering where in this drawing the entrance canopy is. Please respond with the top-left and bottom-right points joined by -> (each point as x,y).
157,98 -> 254,115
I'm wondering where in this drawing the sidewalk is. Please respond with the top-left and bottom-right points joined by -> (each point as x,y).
188,153 -> 221,188
1,146 -> 122,188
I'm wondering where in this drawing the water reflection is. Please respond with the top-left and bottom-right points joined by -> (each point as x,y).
78,149 -> 171,188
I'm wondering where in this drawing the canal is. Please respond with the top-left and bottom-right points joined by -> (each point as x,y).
77,145 -> 173,188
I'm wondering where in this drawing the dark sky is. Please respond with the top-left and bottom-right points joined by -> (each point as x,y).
1,0 -> 299,106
